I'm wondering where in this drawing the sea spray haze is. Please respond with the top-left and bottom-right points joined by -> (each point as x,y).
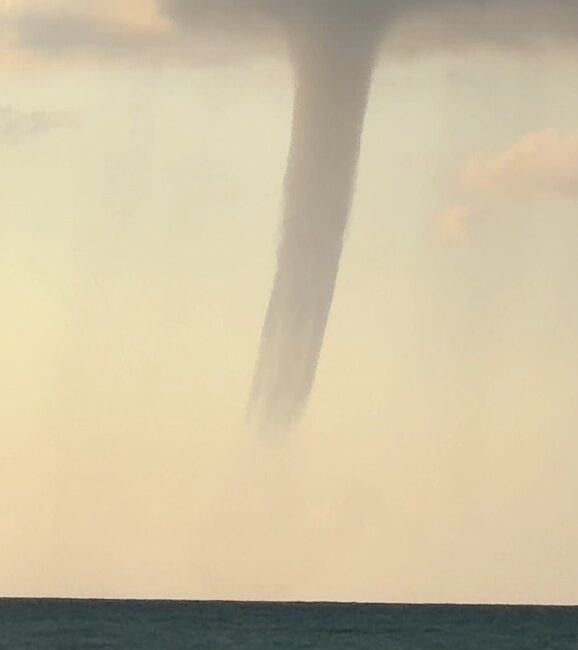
162,0 -> 578,431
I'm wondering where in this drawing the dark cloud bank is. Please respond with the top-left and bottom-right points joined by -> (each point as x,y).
13,1 -> 578,61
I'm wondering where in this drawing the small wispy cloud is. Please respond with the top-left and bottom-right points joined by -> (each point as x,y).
462,129 -> 578,196
436,128 -> 578,243
0,106 -> 73,143
435,205 -> 474,243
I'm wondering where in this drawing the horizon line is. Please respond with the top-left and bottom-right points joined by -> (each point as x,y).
1,596 -> 576,608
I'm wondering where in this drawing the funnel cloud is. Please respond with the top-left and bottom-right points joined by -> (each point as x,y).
164,1 -> 389,430
248,12 -> 383,429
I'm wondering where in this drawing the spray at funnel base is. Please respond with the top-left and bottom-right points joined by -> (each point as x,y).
248,23 -> 379,431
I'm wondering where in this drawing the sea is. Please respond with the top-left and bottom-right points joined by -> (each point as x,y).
1,599 -> 577,649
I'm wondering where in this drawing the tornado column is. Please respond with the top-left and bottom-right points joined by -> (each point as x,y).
249,15 -> 380,430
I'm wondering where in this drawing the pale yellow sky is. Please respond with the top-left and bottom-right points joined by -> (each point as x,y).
1,1 -> 578,604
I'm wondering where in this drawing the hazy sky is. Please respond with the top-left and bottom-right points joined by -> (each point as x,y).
2,1 -> 578,604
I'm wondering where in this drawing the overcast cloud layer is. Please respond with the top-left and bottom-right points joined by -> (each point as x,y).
5,0 -> 578,65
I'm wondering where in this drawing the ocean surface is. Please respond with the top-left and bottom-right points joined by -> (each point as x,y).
1,599 -> 576,649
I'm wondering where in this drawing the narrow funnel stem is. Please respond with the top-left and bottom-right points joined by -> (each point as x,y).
249,22 -> 379,431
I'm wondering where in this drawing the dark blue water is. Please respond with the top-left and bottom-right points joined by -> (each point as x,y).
1,599 -> 576,649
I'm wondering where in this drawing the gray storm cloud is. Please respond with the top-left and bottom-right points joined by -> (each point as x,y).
11,1 -> 578,60
13,13 -> 167,59
161,0 -> 578,431
162,0 -> 578,55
